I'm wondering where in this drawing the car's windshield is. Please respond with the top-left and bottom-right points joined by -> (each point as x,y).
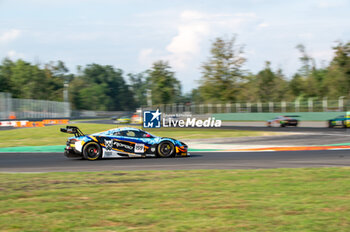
111,130 -> 155,138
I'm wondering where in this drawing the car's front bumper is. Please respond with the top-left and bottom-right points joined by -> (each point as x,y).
176,146 -> 189,157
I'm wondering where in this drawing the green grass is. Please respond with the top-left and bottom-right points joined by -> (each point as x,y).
70,118 -> 110,122
0,168 -> 349,231
0,123 -> 280,147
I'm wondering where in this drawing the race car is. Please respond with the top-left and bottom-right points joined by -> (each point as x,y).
61,126 -> 188,160
328,115 -> 350,128
267,115 -> 299,127
131,113 -> 142,124
115,116 -> 131,124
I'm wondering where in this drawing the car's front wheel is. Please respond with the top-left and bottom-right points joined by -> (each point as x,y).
157,141 -> 175,158
83,142 -> 102,160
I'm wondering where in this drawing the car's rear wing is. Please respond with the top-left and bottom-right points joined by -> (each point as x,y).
60,126 -> 85,137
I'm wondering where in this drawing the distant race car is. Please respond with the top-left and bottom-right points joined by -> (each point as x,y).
61,126 -> 188,160
131,113 -> 142,124
267,115 -> 299,127
115,116 -> 131,124
328,115 -> 350,128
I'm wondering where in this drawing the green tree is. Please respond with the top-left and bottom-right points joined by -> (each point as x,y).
69,64 -> 135,111
292,44 -> 328,100
43,60 -> 71,101
275,68 -> 290,100
128,72 -> 148,107
0,58 -> 68,101
256,61 -> 288,102
332,42 -> 350,76
199,36 -> 246,102
303,67 -> 327,98
0,58 -> 14,93
289,74 -> 305,98
9,59 -> 49,99
235,73 -> 259,102
296,44 -> 313,77
68,77 -> 86,110
189,88 -> 203,104
322,42 -> 350,99
147,61 -> 181,105
323,65 -> 347,99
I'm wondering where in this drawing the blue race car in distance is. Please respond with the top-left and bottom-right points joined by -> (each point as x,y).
328,115 -> 350,128
61,126 -> 189,160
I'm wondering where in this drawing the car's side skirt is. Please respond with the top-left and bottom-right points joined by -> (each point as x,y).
102,148 -> 156,158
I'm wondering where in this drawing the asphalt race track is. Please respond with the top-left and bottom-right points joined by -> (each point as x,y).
1,150 -> 350,172
74,119 -> 350,133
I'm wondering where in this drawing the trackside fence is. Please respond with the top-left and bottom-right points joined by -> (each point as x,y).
0,92 -> 70,120
147,97 -> 349,115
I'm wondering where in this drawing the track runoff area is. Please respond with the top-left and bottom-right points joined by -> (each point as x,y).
1,116 -> 350,172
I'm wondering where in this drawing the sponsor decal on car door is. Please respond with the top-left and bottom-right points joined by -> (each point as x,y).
100,137 -> 134,157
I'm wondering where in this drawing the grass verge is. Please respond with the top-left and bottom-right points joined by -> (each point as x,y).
0,123 -> 280,147
0,168 -> 349,231
70,118 -> 110,122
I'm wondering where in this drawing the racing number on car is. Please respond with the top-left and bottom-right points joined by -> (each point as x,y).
134,143 -> 144,153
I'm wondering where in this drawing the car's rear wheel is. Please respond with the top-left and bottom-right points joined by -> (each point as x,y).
83,142 -> 102,161
157,141 -> 175,158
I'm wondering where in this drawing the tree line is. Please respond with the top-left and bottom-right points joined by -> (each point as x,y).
196,37 -> 350,104
0,36 -> 349,111
0,59 -> 181,111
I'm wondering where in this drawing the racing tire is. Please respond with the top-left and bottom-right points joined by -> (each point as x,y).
280,123 -> 286,127
157,141 -> 175,158
83,142 -> 102,161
